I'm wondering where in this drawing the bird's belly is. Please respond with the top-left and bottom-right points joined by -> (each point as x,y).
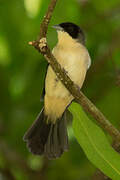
45,47 -> 87,98
44,47 -> 88,119
45,66 -> 72,98
45,64 -> 74,119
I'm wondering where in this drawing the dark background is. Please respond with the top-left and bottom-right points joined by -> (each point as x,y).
0,0 -> 120,179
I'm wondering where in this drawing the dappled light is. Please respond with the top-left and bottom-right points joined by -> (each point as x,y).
24,0 -> 42,18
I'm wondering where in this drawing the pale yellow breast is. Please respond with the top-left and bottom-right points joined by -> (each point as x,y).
44,31 -> 91,119
44,39 -> 90,119
52,43 -> 89,87
45,43 -> 89,98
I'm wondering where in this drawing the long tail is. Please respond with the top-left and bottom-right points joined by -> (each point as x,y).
23,108 -> 69,159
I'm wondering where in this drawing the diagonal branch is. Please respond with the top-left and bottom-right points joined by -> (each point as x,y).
39,0 -> 57,38
29,0 -> 120,144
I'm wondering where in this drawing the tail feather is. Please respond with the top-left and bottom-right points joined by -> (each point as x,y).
58,113 -> 68,151
23,109 -> 45,140
23,108 -> 69,159
23,109 -> 51,155
44,122 -> 64,159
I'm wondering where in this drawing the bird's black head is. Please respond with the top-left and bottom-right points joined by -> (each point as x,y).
53,22 -> 85,44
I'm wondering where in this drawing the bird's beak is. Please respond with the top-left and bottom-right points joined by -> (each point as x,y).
52,25 -> 63,31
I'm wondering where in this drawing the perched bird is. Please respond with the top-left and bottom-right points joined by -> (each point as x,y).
23,22 -> 91,159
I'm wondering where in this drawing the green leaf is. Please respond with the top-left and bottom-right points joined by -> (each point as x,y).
69,102 -> 120,180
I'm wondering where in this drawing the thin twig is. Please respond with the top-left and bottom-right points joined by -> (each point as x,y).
39,0 -> 57,38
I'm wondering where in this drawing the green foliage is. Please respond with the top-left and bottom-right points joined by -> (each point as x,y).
70,102 -> 120,180
0,0 -> 120,179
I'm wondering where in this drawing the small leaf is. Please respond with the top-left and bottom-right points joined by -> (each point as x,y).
69,102 -> 120,180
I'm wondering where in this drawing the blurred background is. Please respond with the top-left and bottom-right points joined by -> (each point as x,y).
0,0 -> 120,179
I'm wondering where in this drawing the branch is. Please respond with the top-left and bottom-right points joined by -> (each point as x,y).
29,0 -> 120,142
29,0 -> 120,143
39,0 -> 57,38
28,1 -> 120,180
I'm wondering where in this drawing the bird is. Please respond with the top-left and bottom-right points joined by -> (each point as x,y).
23,22 -> 91,159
